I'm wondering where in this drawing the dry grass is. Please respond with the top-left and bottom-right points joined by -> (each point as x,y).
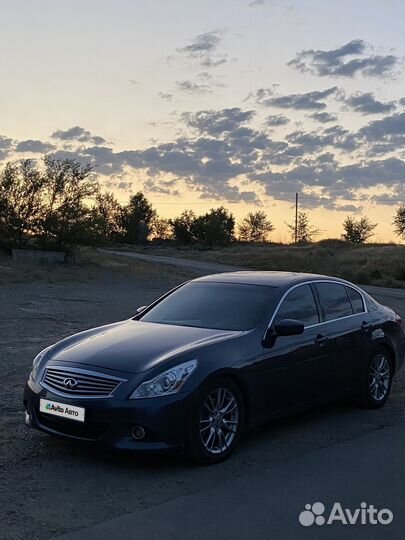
0,247 -> 192,285
2,243 -> 404,288
134,241 -> 405,288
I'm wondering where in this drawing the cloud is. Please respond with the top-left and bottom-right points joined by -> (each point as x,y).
254,154 -> 405,207
158,92 -> 173,101
339,157 -> 405,188
265,114 -> 290,126
252,157 -> 341,206
309,112 -> 338,123
71,108 -> 266,202
249,0 -> 294,10
176,30 -> 227,68
178,31 -> 220,55
255,87 -> 339,110
117,142 -> 257,202
42,107 -> 403,206
0,135 -> 13,149
143,178 -> 181,197
371,187 -> 405,205
288,39 -> 399,78
176,80 -> 212,94
81,145 -> 124,175
46,146 -> 122,176
173,72 -> 224,95
342,92 -> 396,115
0,135 -> 13,159
51,126 -> 106,145
15,139 -> 55,153
285,124 -> 358,156
183,107 -> 255,135
358,112 -> 405,155
2,94 -> 404,209
200,57 -> 227,68
197,71 -> 212,81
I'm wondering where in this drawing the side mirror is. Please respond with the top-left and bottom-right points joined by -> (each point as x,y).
136,305 -> 148,314
274,319 -> 305,336
263,318 -> 305,348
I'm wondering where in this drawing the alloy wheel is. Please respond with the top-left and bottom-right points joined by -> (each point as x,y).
368,353 -> 391,402
199,387 -> 239,455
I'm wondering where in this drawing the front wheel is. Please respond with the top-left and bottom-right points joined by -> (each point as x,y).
358,348 -> 393,408
187,378 -> 244,465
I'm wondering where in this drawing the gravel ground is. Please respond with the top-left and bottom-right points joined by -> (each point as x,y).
1,253 -> 404,540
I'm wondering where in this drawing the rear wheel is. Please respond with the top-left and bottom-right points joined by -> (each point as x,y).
187,378 -> 244,465
358,348 -> 393,408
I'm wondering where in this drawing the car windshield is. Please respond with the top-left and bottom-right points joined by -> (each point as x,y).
140,282 -> 277,331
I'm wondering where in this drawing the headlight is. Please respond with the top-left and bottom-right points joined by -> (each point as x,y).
31,347 -> 50,381
129,359 -> 197,399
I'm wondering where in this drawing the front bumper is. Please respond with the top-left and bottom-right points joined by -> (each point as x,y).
23,376 -> 192,452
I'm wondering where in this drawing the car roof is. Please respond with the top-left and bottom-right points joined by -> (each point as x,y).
193,271 -> 346,288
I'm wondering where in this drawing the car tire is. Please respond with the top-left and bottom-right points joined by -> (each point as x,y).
187,377 -> 244,465
358,347 -> 393,409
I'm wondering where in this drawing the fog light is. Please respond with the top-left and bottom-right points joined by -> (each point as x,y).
131,426 -> 146,440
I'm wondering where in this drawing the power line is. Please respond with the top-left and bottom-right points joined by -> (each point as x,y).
152,198 -> 404,205
154,198 -> 405,205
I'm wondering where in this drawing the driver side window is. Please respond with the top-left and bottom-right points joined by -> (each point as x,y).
274,284 -> 320,326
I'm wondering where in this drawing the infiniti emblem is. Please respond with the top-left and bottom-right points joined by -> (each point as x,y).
63,377 -> 78,389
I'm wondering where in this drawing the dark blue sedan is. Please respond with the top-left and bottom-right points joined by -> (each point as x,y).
24,272 -> 405,464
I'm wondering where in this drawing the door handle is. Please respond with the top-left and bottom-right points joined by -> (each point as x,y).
314,334 -> 329,345
360,321 -> 372,333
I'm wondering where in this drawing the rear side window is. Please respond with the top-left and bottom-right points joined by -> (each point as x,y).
346,287 -> 365,314
364,294 -> 379,312
315,283 -> 353,321
275,284 -> 319,326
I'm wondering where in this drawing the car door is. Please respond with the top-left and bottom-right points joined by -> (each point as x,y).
250,283 -> 336,423
313,282 -> 367,394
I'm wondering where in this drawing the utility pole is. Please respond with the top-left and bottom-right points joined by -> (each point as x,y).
294,192 -> 298,244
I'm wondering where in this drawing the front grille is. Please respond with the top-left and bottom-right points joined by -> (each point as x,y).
42,367 -> 123,397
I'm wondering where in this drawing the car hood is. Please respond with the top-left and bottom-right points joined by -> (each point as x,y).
47,319 -> 241,374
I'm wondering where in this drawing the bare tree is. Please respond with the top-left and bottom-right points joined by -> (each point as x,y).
393,205 -> 405,240
286,212 -> 319,243
342,216 -> 377,243
238,211 -> 274,242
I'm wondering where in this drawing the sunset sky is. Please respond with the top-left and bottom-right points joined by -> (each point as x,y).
1,0 -> 404,242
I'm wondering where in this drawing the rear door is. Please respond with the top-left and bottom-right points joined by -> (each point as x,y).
313,282 -> 367,393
